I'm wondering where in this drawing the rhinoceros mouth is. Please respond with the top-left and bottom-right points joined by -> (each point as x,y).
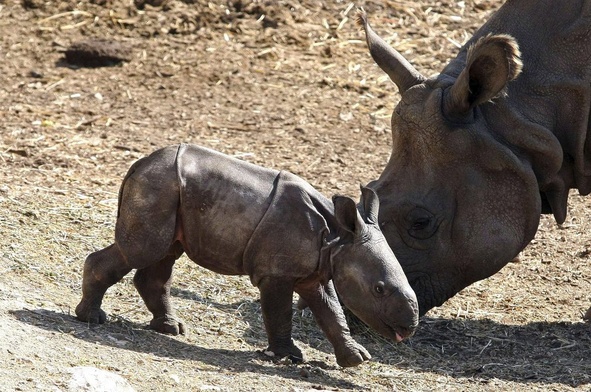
377,317 -> 416,342
391,324 -> 416,342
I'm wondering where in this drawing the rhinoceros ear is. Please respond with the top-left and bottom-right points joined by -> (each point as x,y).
444,34 -> 522,119
333,195 -> 365,237
359,185 -> 379,224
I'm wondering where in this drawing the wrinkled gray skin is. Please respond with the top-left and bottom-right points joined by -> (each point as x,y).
75,144 -> 418,367
358,1 -> 591,315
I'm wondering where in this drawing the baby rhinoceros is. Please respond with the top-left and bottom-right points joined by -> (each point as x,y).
75,144 -> 419,367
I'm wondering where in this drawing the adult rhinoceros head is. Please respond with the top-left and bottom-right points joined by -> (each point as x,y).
358,12 -> 564,315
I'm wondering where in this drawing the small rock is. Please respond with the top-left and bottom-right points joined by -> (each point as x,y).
68,367 -> 135,392
339,111 -> 353,122
29,70 -> 44,78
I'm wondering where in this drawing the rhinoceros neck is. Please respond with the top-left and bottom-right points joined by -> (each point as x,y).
241,170 -> 337,286
305,188 -> 341,282
445,0 -> 591,221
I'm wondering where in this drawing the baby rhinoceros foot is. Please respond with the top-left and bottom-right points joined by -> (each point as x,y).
75,302 -> 107,325
335,340 -> 371,367
149,316 -> 185,336
264,341 -> 304,364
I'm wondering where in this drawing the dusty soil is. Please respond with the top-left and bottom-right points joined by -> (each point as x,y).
1,0 -> 590,391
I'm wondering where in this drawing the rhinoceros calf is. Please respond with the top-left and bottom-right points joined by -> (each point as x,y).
75,144 -> 419,367
357,1 -> 591,316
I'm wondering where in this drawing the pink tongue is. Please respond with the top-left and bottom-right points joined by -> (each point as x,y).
395,332 -> 404,342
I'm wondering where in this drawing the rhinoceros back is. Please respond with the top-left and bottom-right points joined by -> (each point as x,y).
176,144 -> 280,275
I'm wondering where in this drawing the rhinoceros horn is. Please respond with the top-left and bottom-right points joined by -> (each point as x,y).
357,9 -> 425,93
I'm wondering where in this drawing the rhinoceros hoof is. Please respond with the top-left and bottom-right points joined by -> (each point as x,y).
263,344 -> 304,364
149,317 -> 185,335
335,341 -> 371,367
75,304 -> 107,325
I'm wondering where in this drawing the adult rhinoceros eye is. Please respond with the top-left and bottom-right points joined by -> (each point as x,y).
412,218 -> 430,230
406,207 -> 437,240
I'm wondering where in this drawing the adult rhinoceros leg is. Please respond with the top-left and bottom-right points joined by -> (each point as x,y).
133,242 -> 185,335
296,280 -> 371,367
75,244 -> 132,324
257,276 -> 303,363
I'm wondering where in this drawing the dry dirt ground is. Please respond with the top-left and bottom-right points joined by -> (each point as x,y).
1,0 -> 591,391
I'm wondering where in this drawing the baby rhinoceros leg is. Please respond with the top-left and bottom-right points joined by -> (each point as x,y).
76,147 -> 183,330
133,242 -> 185,335
75,244 -> 132,324
296,280 -> 371,367
258,276 -> 303,363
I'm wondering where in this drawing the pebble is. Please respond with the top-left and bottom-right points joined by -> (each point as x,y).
68,367 -> 135,392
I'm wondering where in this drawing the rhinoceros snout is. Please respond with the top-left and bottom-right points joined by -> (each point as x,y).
392,290 -> 419,341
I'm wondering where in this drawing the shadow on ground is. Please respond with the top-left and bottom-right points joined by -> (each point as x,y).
10,306 -> 361,391
393,316 -> 591,388
172,285 -> 591,388
11,304 -> 591,389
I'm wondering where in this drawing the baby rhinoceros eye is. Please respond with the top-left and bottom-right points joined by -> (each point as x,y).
374,281 -> 385,296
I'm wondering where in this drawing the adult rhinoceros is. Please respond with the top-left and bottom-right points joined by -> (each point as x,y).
357,1 -> 591,315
